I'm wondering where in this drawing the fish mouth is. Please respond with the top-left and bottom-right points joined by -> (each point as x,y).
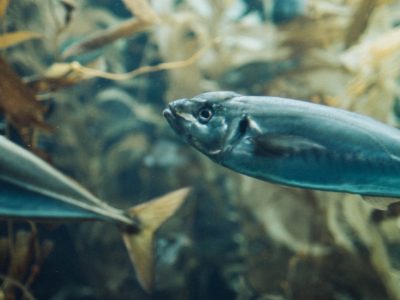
163,105 -> 185,135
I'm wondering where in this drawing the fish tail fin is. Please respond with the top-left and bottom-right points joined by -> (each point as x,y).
121,187 -> 190,291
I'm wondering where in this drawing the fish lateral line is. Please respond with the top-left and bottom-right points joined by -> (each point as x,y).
250,133 -> 327,158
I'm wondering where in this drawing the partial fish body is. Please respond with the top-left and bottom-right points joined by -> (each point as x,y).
0,136 -> 131,223
0,135 -> 189,290
163,91 -> 400,206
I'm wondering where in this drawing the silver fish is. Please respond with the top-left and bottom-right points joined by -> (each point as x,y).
163,91 -> 400,209
0,135 -> 189,290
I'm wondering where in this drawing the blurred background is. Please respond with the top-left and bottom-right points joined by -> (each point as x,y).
1,0 -> 400,299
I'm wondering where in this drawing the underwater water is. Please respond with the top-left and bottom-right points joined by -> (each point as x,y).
1,0 -> 400,299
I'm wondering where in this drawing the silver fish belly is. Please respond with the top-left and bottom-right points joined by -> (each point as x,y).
164,91 -> 400,198
0,135 -> 131,223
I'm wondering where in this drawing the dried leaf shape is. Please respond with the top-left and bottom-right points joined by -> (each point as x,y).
0,227 -> 49,300
123,187 -> 190,291
27,60 -> 104,93
344,0 -> 379,49
0,57 -> 50,132
341,27 -> 400,73
62,19 -> 151,58
62,39 -> 216,82
280,17 -> 345,51
61,0 -> 159,58
32,39 -> 211,91
0,31 -> 42,49
123,0 -> 160,23
44,63 -> 77,79
0,0 -> 9,18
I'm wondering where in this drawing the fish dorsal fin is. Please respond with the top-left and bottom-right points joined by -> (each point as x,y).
122,187 -> 190,291
252,134 -> 326,157
361,195 -> 400,211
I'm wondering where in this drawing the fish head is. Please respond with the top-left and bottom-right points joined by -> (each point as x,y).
163,91 -> 243,159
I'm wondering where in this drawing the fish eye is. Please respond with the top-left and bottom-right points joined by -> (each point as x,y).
197,107 -> 214,124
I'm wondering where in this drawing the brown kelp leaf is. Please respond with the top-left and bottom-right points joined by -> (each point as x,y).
0,274 -> 35,300
341,27 -> 400,74
344,0 -> 379,49
0,238 -> 8,269
62,0 -> 160,58
7,231 -> 32,279
62,18 -> 152,58
280,17 -> 345,51
0,0 -> 9,18
122,0 -> 160,23
123,187 -> 190,291
0,31 -> 42,49
0,57 -> 51,132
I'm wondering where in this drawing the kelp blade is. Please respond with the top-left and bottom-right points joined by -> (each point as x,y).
0,31 -> 42,49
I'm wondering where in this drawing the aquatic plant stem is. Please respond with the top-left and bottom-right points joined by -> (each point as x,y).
0,274 -> 36,300
70,38 -> 220,81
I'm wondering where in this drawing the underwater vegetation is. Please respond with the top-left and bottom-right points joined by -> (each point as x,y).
1,0 -> 400,299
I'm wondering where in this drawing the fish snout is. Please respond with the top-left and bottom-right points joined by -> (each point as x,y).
163,100 -> 182,119
167,99 -> 188,115
163,99 -> 191,122
163,106 -> 174,120
163,99 -> 189,135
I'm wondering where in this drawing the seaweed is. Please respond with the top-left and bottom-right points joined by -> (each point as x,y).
0,223 -> 53,300
2,0 -> 400,299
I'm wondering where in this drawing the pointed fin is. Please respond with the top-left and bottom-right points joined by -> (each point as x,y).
252,133 -> 326,157
362,195 -> 400,210
122,187 -> 190,291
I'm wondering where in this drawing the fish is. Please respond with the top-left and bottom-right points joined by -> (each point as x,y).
0,135 -> 189,291
163,91 -> 400,210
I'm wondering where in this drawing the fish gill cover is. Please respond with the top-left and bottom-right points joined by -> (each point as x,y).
1,0 -> 400,299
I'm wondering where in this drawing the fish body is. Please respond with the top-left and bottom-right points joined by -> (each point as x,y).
0,135 -> 131,224
0,135 -> 189,290
163,91 -> 400,199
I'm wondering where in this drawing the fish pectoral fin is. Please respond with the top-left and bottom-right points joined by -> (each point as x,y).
361,195 -> 400,211
122,187 -> 190,292
252,133 -> 326,157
